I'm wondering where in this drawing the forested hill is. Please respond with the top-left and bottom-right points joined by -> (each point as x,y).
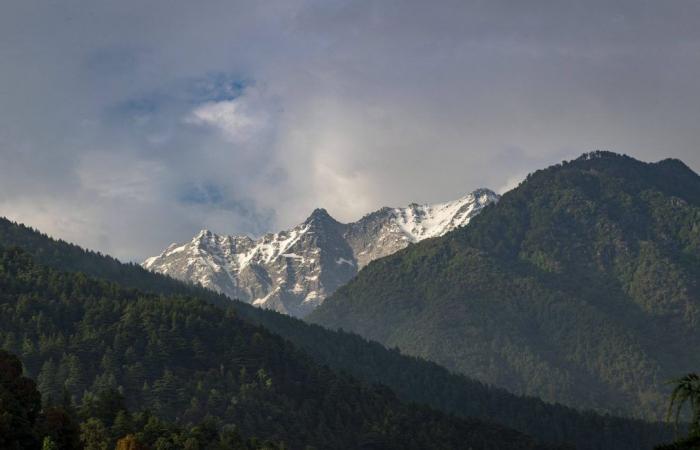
0,215 -> 674,449
0,245 -> 556,450
309,151 -> 700,420
0,220 -> 231,308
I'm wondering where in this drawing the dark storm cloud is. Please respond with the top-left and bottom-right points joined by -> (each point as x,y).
0,0 -> 698,260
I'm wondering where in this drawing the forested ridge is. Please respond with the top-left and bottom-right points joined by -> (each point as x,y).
0,245 -> 551,449
239,305 -> 674,450
309,151 -> 700,421
0,214 -> 675,449
0,221 -> 231,309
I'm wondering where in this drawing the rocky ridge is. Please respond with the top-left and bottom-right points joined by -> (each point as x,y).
143,188 -> 499,316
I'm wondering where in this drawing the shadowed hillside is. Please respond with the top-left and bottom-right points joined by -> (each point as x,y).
309,151 -> 700,421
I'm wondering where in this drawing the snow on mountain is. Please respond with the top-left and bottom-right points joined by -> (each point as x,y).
143,188 -> 499,317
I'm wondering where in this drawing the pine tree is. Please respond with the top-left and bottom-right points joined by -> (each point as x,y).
79,418 -> 110,450
38,359 -> 59,403
0,349 -> 42,449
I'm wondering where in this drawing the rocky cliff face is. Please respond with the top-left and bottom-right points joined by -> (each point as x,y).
143,188 -> 499,316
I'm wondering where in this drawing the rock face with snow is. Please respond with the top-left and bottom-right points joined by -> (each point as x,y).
143,188 -> 499,317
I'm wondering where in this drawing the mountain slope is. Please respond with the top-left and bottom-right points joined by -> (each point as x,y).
143,189 -> 499,316
0,216 -> 674,449
0,245 -> 556,450
309,151 -> 700,420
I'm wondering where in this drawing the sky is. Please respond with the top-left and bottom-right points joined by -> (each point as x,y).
1,0 -> 699,261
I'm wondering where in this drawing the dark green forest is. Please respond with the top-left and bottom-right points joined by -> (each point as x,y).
240,305 -> 675,449
0,213 -> 675,449
0,348 -> 281,449
0,245 -> 555,450
309,152 -> 700,422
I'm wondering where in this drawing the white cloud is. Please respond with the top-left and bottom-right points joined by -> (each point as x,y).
186,89 -> 269,143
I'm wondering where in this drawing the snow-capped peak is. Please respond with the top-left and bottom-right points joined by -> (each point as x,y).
143,188 -> 498,317
391,189 -> 498,242
194,229 -> 212,239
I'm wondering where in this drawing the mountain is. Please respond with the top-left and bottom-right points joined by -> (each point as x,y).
0,245 -> 560,450
143,188 -> 499,317
0,216 -> 674,449
309,151 -> 700,421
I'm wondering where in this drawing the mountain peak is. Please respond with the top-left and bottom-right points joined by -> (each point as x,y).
469,188 -> 500,206
193,229 -> 215,241
469,187 -> 498,198
311,207 -> 330,216
144,188 -> 498,317
305,208 -> 337,224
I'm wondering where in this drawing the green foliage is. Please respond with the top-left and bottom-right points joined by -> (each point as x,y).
80,418 -> 110,450
309,152 -> 700,422
0,210 -> 675,449
0,246 -> 551,450
77,404 -> 279,450
0,350 -> 80,449
38,406 -> 82,450
42,437 -> 58,450
0,349 -> 43,449
0,349 -> 279,450
241,303 -> 673,450
667,374 -> 700,435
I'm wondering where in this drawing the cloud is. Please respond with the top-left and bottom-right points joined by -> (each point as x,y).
0,0 -> 699,260
77,152 -> 165,201
186,88 -> 269,144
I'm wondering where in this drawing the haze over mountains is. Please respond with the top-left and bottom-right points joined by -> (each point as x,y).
143,189 -> 499,317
